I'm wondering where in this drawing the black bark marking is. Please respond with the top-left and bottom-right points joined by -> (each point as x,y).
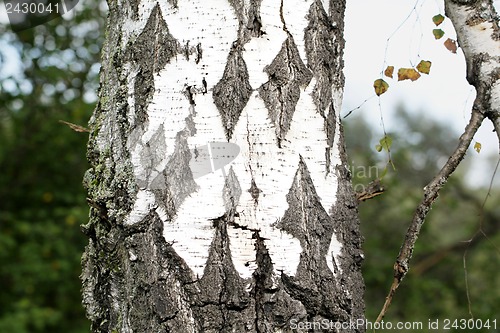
229,0 -> 264,42
129,0 -> 139,20
325,103 -> 337,172
250,231 -> 309,332
126,4 -> 179,126
274,157 -> 348,320
167,0 -> 178,9
183,40 -> 191,61
223,167 -> 242,212
258,36 -> 312,147
247,0 -> 265,38
140,107 -> 198,220
325,103 -> 337,147
195,43 -> 203,64
252,231 -> 277,332
202,77 -> 207,94
184,85 -> 196,105
164,130 -> 198,209
193,214 -> 252,331
248,15 -> 265,37
248,178 -> 262,204
127,213 -> 197,331
228,0 -> 246,27
305,1 -> 343,118
213,48 -> 253,140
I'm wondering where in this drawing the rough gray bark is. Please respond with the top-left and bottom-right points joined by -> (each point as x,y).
82,1 -> 364,332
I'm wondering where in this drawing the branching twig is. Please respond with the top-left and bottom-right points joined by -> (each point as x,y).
375,106 -> 485,323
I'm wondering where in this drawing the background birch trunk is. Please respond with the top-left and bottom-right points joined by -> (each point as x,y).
82,0 -> 365,332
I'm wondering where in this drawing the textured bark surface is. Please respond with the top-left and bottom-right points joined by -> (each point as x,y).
82,0 -> 364,332
445,0 -> 500,142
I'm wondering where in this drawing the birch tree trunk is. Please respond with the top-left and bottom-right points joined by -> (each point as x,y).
82,0 -> 365,332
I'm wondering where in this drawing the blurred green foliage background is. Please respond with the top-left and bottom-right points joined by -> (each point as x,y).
345,109 -> 500,330
0,1 -> 498,332
0,1 -> 105,332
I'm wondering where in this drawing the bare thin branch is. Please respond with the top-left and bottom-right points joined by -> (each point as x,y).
376,106 -> 485,323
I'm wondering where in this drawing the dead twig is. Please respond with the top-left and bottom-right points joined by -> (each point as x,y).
59,120 -> 90,133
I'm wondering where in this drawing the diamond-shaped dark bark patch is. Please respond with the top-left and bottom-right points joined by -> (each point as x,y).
126,4 -> 180,126
258,36 -> 312,147
305,1 -> 342,118
213,48 -> 253,141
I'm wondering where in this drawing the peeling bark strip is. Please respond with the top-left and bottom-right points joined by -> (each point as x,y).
83,0 -> 364,332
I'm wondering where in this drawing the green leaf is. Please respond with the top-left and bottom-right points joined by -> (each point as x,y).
380,135 -> 393,151
373,78 -> 389,96
416,60 -> 432,74
376,135 -> 393,152
432,14 -> 445,26
433,29 -> 445,39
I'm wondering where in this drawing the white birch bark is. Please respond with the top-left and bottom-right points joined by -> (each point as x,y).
82,0 -> 364,332
445,0 -> 500,142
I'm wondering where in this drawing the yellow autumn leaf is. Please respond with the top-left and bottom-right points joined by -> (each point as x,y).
384,66 -> 394,78
398,68 -> 421,82
373,79 -> 389,96
416,60 -> 432,74
474,142 -> 482,153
